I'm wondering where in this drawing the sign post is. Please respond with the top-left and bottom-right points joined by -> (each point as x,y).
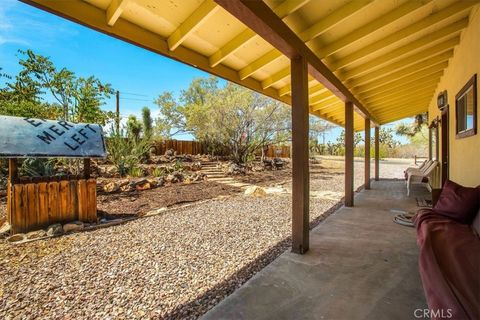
0,116 -> 107,234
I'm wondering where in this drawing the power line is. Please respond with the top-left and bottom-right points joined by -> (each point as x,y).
121,91 -> 149,97
120,97 -> 152,102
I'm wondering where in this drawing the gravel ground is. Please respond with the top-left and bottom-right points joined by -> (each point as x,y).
0,195 -> 339,319
0,158 -> 411,319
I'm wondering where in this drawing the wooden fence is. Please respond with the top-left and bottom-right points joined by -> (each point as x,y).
152,139 -> 291,158
7,177 -> 97,233
152,140 -> 207,156
264,145 -> 290,158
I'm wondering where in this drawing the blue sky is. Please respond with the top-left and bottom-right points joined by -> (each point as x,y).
0,0 -> 409,143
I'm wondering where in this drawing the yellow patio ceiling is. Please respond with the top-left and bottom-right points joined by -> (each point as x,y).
21,0 -> 479,131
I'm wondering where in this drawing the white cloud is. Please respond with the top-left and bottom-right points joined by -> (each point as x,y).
0,0 -> 78,48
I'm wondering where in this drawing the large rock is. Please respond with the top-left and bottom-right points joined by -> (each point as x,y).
7,233 -> 26,243
63,221 -> 84,233
47,223 -> 64,236
165,149 -> 175,156
26,230 -> 47,239
227,163 -> 247,175
244,186 -> 267,197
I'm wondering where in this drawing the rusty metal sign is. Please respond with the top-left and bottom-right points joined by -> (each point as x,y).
0,115 -> 107,158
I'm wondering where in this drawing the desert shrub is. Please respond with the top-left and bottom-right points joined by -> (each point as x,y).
19,158 -> 55,177
107,132 -> 151,177
173,160 -> 184,172
128,166 -> 145,178
152,167 -> 165,177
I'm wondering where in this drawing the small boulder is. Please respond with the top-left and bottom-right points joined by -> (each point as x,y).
120,184 -> 135,192
165,149 -> 175,156
103,166 -> 118,177
156,177 -> 165,187
7,233 -> 26,243
117,179 -> 130,187
103,182 -> 120,193
244,186 -> 267,197
26,230 -> 47,239
172,171 -> 184,182
136,182 -> 151,191
166,174 -> 177,183
63,221 -> 84,233
47,223 -> 64,236
147,178 -> 158,188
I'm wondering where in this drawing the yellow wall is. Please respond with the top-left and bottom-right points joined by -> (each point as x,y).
428,6 -> 480,188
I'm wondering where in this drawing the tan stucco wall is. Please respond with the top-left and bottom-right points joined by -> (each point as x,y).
428,6 -> 480,188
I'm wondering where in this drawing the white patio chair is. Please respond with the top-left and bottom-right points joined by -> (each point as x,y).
406,160 -> 438,196
404,159 -> 432,178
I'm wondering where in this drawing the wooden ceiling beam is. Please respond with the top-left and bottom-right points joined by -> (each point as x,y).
310,110 -> 343,126
312,102 -> 344,115
359,70 -> 444,99
261,66 -> 289,89
238,0 -> 372,81
342,21 -> 465,79
106,0 -> 131,26
308,84 -> 327,98
309,90 -> 334,105
369,95 -> 434,111
364,84 -> 438,106
378,109 -> 431,124
310,95 -> 339,110
376,105 -> 432,122
361,77 -> 441,102
333,1 -> 474,70
347,48 -> 454,88
167,0 -> 219,51
262,0 -> 438,104
315,0 -> 432,58
215,0 -> 377,124
353,61 -> 449,94
209,0 -> 309,68
299,0 -> 374,42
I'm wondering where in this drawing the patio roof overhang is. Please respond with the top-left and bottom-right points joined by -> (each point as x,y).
20,0 -> 479,254
20,0 -> 477,131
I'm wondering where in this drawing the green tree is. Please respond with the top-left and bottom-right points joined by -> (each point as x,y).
336,130 -> 363,147
0,50 -> 114,124
154,91 -> 186,138
154,77 -> 291,163
395,114 -> 427,137
309,116 -> 334,154
377,127 -> 399,148
141,106 -> 153,138
395,114 -> 428,147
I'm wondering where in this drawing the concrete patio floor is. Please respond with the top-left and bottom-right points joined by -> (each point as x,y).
202,180 -> 429,320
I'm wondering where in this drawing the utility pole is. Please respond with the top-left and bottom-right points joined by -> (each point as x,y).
116,90 -> 120,134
